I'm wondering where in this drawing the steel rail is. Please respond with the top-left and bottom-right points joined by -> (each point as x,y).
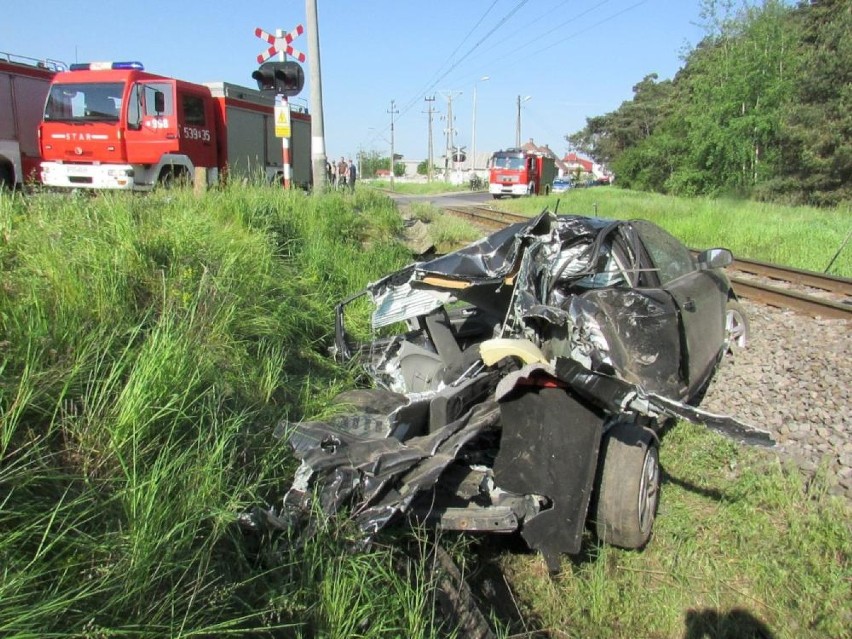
732,256 -> 852,296
441,205 -> 852,320
729,276 -> 850,320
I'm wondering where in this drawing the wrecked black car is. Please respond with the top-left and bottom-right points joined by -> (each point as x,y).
250,211 -> 771,569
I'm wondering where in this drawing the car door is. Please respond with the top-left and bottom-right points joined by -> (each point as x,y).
567,228 -> 687,398
632,221 -> 726,396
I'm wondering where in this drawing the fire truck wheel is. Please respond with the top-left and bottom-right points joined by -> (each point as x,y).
0,163 -> 12,190
527,182 -> 535,196
158,166 -> 189,189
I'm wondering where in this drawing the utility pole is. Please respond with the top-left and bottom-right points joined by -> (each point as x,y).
388,99 -> 399,191
516,95 -> 531,148
424,95 -> 436,183
471,76 -> 489,177
305,0 -> 327,190
440,90 -> 462,181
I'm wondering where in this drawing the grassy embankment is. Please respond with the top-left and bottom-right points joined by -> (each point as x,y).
0,186 -> 448,637
503,187 -> 852,277
1,185 -> 849,638
365,179 -> 472,195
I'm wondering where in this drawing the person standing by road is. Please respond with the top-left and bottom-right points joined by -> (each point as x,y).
337,157 -> 348,190
348,158 -> 357,193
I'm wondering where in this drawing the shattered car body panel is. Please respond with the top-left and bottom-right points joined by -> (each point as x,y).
252,211 -> 773,568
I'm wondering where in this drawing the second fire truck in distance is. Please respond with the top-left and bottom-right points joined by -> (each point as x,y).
39,61 -> 310,191
1,52 -> 63,189
488,148 -> 556,199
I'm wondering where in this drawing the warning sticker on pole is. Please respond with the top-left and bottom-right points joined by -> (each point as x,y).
275,104 -> 291,138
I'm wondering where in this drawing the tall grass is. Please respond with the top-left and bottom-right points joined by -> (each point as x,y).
0,185 -> 438,637
504,188 -> 852,276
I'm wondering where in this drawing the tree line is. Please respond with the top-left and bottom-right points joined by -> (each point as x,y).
567,0 -> 851,206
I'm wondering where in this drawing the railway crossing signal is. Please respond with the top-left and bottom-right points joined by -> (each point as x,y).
255,25 -> 306,64
251,61 -> 304,97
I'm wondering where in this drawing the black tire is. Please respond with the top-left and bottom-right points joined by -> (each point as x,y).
158,167 -> 176,189
594,424 -> 660,549
158,166 -> 190,189
724,299 -> 749,353
544,184 -> 551,196
430,545 -> 495,639
0,163 -> 14,190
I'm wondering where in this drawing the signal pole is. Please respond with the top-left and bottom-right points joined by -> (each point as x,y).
275,29 -> 292,189
424,96 -> 436,183
305,0 -> 327,190
388,99 -> 399,191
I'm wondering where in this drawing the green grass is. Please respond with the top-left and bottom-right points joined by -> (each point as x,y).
1,184 -> 849,637
408,201 -> 481,253
499,424 -> 851,638
0,185 -> 435,637
499,187 -> 852,277
366,179 -> 472,195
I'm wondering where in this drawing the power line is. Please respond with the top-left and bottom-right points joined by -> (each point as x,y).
394,0 -> 529,124
409,0 -> 501,106
461,0 -> 614,73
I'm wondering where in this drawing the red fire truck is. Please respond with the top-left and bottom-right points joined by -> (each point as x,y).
39,61 -> 310,191
488,148 -> 557,198
0,52 -> 63,189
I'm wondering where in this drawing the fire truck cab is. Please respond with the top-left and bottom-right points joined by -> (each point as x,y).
0,52 -> 61,188
39,62 -> 308,191
488,148 -> 556,199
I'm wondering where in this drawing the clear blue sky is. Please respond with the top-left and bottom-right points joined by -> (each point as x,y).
2,0 -> 706,162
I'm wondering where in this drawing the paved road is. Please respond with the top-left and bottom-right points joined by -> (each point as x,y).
386,190 -> 494,209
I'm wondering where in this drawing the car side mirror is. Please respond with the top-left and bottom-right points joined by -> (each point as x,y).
697,248 -> 733,270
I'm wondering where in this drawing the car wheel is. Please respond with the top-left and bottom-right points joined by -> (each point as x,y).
594,425 -> 659,549
724,299 -> 749,353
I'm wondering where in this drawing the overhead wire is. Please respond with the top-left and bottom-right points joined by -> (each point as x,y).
384,0 -> 532,134
406,0 -> 502,110
365,0 -> 507,147
366,0 -> 652,152
462,0 -> 614,70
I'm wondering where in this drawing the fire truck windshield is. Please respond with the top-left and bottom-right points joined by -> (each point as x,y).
43,82 -> 124,123
491,155 -> 525,170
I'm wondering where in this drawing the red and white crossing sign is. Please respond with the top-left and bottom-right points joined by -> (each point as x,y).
255,25 -> 306,64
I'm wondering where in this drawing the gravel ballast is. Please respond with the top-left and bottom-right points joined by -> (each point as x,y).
700,299 -> 852,501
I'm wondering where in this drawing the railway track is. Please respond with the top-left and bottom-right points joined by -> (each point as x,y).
442,205 -> 852,320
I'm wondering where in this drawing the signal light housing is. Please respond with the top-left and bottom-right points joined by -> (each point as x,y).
251,61 -> 304,97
